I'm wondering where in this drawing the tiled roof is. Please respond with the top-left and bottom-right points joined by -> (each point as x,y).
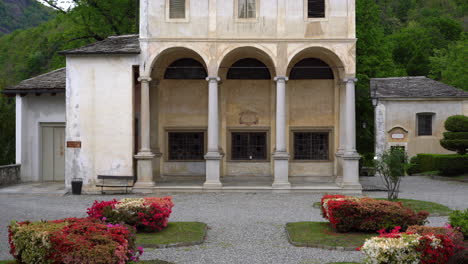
3,68 -> 65,95
370,76 -> 468,98
60,34 -> 140,55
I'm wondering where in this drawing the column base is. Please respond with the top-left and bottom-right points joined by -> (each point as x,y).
342,152 -> 361,191
134,152 -> 155,193
204,152 -> 223,189
272,152 -> 290,189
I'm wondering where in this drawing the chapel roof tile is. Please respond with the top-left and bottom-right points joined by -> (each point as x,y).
60,34 -> 140,55
370,76 -> 468,99
3,68 -> 66,95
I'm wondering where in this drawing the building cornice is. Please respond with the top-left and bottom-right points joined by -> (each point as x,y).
139,38 -> 357,44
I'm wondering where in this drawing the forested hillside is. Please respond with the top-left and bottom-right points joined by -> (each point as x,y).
0,0 -> 466,165
0,0 -> 54,36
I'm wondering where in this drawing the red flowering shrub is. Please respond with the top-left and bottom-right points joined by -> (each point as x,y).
8,218 -> 142,264
321,195 -> 429,232
417,234 -> 455,264
407,225 -> 464,250
87,197 -> 174,232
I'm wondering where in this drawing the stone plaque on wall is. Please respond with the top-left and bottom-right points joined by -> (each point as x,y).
239,110 -> 259,126
388,127 -> 408,142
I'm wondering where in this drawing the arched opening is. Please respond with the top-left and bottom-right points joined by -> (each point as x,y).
217,47 -> 276,177
285,48 -> 345,178
227,58 -> 271,80
148,48 -> 209,178
164,58 -> 207,79
289,58 -> 334,80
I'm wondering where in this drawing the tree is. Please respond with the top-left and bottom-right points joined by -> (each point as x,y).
440,115 -> 468,155
430,35 -> 468,91
375,148 -> 409,200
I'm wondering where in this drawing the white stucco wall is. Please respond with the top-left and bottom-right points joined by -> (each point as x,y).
376,99 -> 468,158
66,55 -> 139,191
18,94 -> 65,182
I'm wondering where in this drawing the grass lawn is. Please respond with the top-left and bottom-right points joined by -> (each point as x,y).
314,198 -> 453,216
286,222 -> 376,249
136,222 -> 207,248
0,261 -> 15,264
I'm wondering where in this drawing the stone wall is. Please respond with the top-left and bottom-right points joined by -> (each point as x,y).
0,164 -> 20,187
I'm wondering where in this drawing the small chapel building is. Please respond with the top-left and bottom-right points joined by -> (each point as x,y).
5,0 -> 362,193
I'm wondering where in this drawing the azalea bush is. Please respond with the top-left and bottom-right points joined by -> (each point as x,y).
321,195 -> 428,232
87,196 -> 174,232
360,227 -> 455,264
8,218 -> 142,264
449,209 -> 468,239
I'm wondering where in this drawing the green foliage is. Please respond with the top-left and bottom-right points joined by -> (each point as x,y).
0,0 -> 55,36
444,115 -> 468,132
441,115 -> 468,154
375,148 -> 409,200
407,154 -> 439,175
449,209 -> 468,239
434,154 -> 468,176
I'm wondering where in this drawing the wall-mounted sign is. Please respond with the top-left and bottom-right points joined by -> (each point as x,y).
391,133 -> 405,139
67,141 -> 82,148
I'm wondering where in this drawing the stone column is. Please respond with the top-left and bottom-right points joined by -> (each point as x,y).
204,77 -> 222,189
134,76 -> 155,191
272,76 -> 290,189
335,82 -> 347,184
342,78 -> 361,191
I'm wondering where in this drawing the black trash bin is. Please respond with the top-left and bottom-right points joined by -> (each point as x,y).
71,178 -> 83,195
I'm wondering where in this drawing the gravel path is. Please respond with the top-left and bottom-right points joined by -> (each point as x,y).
1,176 -> 466,263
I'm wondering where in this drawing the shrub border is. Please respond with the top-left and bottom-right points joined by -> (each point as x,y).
137,223 -> 208,248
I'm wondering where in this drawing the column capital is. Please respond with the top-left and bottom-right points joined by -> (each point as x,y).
206,76 -> 221,82
343,77 -> 358,84
274,76 -> 289,82
138,76 -> 152,83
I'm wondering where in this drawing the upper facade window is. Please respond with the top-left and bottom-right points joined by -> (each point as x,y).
417,113 -> 434,136
306,0 -> 326,19
167,0 -> 189,21
236,0 -> 258,21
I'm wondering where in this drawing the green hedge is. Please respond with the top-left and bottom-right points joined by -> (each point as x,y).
408,154 -> 468,176
445,115 -> 468,132
443,132 -> 468,140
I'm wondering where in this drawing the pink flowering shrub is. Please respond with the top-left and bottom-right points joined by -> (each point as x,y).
87,197 -> 174,232
9,218 -> 142,264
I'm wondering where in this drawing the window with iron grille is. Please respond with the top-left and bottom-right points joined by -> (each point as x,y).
391,146 -> 406,152
238,0 -> 256,19
227,58 -> 271,80
417,113 -> 434,136
231,132 -> 267,160
168,132 -> 204,161
169,0 -> 186,19
307,0 -> 325,18
289,58 -> 334,79
293,132 -> 329,160
164,58 -> 207,79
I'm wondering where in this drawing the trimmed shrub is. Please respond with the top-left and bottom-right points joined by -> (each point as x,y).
8,218 -> 142,264
321,195 -> 428,233
360,227 -> 455,264
449,209 -> 468,239
407,154 -> 438,175
434,154 -> 468,176
87,196 -> 174,232
441,115 -> 468,154
407,225 -> 464,248
444,115 -> 468,132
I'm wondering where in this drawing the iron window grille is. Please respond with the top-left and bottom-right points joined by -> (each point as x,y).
289,58 -> 334,79
168,132 -> 204,161
417,113 -> 434,136
307,0 -> 325,18
164,58 -> 207,79
227,58 -> 271,80
169,0 -> 186,19
238,0 -> 256,19
293,132 -> 329,160
231,132 -> 267,160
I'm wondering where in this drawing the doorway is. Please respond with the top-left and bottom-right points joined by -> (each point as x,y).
41,123 -> 65,182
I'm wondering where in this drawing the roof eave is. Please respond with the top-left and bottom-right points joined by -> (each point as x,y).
2,89 -> 65,96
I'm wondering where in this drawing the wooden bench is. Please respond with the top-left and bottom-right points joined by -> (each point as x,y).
96,175 -> 134,194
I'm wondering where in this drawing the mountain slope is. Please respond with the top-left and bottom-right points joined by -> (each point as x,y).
0,0 -> 55,36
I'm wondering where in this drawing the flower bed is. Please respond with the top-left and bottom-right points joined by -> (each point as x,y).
321,195 -> 429,232
87,197 -> 174,232
360,227 -> 455,264
8,218 -> 142,264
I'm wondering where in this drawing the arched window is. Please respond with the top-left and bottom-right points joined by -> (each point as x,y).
289,58 -> 334,79
227,58 -> 271,80
164,58 -> 207,79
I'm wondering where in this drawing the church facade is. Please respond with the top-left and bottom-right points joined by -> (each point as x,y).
7,0 -> 362,193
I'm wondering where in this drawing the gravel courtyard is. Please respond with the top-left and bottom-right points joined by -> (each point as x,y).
1,176 -> 467,264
